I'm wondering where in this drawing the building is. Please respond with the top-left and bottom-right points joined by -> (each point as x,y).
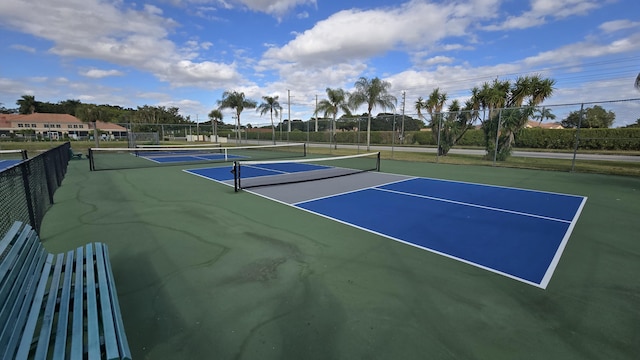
524,120 -> 565,129
0,113 -> 127,140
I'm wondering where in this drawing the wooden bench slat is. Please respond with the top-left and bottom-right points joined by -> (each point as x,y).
0,230 -> 44,357
71,247 -> 84,360
16,252 -> 55,359
101,244 -> 132,360
85,244 -> 102,360
3,244 -> 47,359
34,252 -> 66,359
95,243 -> 119,359
0,221 -> 22,263
53,250 -> 75,358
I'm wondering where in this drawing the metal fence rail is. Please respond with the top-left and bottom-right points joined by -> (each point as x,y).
0,142 -> 70,238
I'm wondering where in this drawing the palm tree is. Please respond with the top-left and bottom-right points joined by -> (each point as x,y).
315,88 -> 351,149
217,91 -> 257,143
350,77 -> 397,151
415,97 -> 427,121
208,109 -> 223,142
425,88 -> 448,155
256,95 -> 281,145
17,95 -> 37,114
534,107 -> 556,126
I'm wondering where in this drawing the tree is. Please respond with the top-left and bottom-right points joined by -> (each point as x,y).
208,109 -> 223,142
414,97 -> 427,121
17,95 -> 37,114
76,104 -> 103,146
476,75 -> 555,160
622,118 -> 640,128
257,95 -> 281,145
533,107 -> 556,126
0,103 -> 17,114
217,91 -> 257,143
425,88 -> 448,155
350,77 -> 397,151
561,105 -> 615,128
316,88 -> 351,149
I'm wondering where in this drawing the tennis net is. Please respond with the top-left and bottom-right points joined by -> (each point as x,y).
135,143 -> 223,148
233,152 -> 380,191
0,150 -> 28,170
89,143 -> 307,171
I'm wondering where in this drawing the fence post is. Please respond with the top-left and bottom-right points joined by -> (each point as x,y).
493,108 -> 503,166
570,103 -> 585,172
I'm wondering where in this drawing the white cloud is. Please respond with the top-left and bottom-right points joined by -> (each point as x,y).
599,19 -> 640,33
81,69 -> 124,78
236,0 -> 316,18
424,56 -> 455,66
10,44 -> 36,53
484,0 -> 603,31
262,1 -> 497,67
0,0 -> 243,89
523,33 -> 640,68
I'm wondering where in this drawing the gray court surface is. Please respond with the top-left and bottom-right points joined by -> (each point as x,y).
231,172 -> 413,204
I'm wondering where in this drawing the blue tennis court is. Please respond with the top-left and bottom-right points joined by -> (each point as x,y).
138,152 -> 245,164
0,159 -> 22,171
185,163 -> 587,288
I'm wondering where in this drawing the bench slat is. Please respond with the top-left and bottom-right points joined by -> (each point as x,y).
71,247 -> 84,360
0,221 -> 22,263
53,250 -> 75,358
3,242 -> 47,359
34,252 -> 66,359
95,243 -> 119,359
0,230 -> 44,358
101,245 -> 132,360
85,244 -> 102,360
16,252 -> 55,359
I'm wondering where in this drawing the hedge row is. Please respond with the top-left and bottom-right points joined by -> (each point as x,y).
245,128 -> 640,150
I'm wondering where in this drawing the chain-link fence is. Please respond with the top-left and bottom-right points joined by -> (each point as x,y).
0,142 -> 70,238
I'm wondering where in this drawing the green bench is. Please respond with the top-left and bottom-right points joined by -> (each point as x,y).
0,222 -> 131,359
68,148 -> 83,160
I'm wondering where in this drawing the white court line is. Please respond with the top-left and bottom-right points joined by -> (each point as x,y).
539,196 -> 588,288
182,169 -> 234,188
413,175 -> 586,199
291,176 -> 417,206
244,164 -> 289,174
374,187 -> 573,224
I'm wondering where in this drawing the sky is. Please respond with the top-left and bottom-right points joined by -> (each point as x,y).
0,0 -> 639,127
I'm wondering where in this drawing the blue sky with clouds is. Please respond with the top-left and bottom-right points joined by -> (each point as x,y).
0,0 -> 638,126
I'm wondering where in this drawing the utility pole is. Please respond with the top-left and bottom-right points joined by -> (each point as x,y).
315,94 -> 318,132
401,91 -> 406,144
287,89 -> 291,133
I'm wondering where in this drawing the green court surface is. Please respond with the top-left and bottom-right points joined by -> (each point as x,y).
39,159 -> 640,359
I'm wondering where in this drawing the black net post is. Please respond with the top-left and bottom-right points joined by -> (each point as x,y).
233,161 -> 240,192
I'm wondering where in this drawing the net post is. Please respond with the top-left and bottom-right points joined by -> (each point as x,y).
376,152 -> 381,171
88,148 -> 95,171
304,143 -> 307,157
21,149 -> 28,160
233,161 -> 240,192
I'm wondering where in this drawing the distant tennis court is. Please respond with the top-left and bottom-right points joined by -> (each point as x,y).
0,149 -> 27,171
185,155 -> 587,289
88,143 -> 307,171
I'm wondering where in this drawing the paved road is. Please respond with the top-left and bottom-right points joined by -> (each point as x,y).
315,143 -> 640,163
